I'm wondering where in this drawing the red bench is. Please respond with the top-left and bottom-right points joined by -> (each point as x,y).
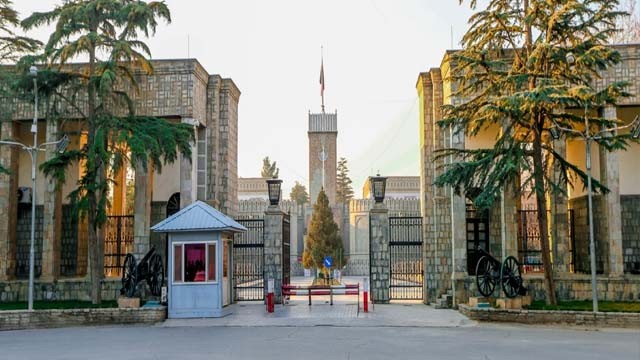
282,283 -> 360,311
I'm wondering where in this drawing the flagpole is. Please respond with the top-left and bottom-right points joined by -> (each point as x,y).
320,46 -> 325,113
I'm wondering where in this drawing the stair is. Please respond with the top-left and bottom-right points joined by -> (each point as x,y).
432,290 -> 453,309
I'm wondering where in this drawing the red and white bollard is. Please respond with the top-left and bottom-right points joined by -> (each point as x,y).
363,277 -> 369,313
266,279 -> 275,313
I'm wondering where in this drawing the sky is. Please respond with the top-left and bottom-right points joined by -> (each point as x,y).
13,0 -> 476,197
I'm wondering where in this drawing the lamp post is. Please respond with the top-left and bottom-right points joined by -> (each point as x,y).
0,66 -> 69,310
551,58 -> 640,311
266,178 -> 283,206
369,174 -> 387,203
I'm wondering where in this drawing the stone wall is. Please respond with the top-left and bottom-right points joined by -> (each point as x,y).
621,195 -> 640,274
459,304 -> 640,328
570,196 -> 606,274
0,279 -> 122,302
0,307 -> 166,331
150,201 -> 168,267
369,206 -> 390,303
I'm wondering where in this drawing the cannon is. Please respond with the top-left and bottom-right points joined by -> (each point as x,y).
120,246 -> 164,298
475,248 -> 527,298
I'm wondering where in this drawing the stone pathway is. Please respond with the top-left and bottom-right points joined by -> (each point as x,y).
161,276 -> 474,328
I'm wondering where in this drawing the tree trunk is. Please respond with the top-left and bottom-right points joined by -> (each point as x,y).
532,134 -> 557,305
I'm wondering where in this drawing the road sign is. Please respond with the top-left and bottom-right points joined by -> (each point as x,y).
323,256 -> 333,268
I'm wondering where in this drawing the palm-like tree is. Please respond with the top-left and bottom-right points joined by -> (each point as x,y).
22,0 -> 192,304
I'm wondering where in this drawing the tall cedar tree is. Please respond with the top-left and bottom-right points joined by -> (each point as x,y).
261,156 -> 279,178
438,0 -> 636,305
303,190 -> 343,278
336,157 -> 354,204
289,181 -> 309,205
0,0 -> 40,63
22,0 -> 194,304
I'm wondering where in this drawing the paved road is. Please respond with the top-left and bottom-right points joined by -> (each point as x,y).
1,324 -> 638,360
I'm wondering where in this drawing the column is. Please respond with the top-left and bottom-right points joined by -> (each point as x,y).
264,205 -> 284,303
41,120 -> 62,280
180,118 -> 196,209
551,137 -> 571,274
502,183 -> 519,257
599,106 -> 623,276
133,161 -> 152,259
451,125 -> 467,302
0,121 -> 18,281
369,203 -> 390,304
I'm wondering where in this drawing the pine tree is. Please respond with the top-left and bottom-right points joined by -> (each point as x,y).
0,0 -> 40,63
289,181 -> 309,205
23,0 -> 193,304
303,189 -> 343,281
439,0 -> 636,305
336,157 -> 354,204
261,156 -> 279,178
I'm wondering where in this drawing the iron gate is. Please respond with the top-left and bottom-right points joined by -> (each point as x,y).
282,214 -> 291,287
233,219 -> 264,301
466,206 -> 489,276
389,217 -> 423,300
104,215 -> 134,278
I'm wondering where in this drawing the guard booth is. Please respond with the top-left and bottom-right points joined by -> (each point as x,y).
151,201 -> 247,318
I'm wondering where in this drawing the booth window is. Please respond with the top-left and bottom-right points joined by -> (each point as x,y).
173,242 -> 217,284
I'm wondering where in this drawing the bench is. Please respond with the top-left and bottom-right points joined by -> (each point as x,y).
282,283 -> 360,310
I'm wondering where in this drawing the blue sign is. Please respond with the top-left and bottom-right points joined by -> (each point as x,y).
323,256 -> 333,268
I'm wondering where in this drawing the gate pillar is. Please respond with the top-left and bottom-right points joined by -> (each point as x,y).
369,203 -> 390,303
264,205 -> 285,303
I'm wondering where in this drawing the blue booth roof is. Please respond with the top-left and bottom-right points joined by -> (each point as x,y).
151,201 -> 247,233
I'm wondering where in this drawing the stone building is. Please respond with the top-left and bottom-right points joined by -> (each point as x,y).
238,177 -> 269,201
0,59 -> 240,301
417,44 -> 640,305
308,111 -> 337,206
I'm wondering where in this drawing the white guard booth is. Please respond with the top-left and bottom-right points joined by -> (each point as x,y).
151,201 -> 246,318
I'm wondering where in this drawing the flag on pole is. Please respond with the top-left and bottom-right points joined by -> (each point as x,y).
320,58 -> 325,97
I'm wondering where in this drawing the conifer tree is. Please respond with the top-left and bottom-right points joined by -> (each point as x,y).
439,0 -> 637,305
303,189 -> 343,281
336,157 -> 354,204
261,156 -> 279,178
289,181 -> 309,205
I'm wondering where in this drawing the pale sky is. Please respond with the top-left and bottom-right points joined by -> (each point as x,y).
14,0 -> 475,197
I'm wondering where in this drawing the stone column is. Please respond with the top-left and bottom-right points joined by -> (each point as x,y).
264,205 -> 284,303
450,126 -> 467,305
369,203 -> 390,304
551,138 -> 571,274
0,121 -> 18,281
180,118 -> 196,209
133,161 -> 152,259
41,120 -> 62,280
599,106 -> 623,276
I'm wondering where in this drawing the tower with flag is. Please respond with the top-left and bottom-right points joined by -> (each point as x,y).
308,48 -> 338,206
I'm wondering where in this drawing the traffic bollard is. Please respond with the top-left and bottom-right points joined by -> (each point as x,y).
267,279 -> 275,313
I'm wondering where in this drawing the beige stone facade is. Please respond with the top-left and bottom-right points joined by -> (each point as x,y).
238,177 -> 269,201
0,59 -> 240,289
308,112 -> 337,206
417,44 -> 640,305
362,176 -> 420,200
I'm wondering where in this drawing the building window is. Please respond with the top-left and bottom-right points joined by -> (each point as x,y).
173,241 -> 217,284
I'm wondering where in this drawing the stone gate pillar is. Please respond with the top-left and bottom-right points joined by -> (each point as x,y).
369,203 -> 390,303
134,161 -> 152,259
41,119 -> 62,280
264,205 -> 284,303
551,137 -> 571,274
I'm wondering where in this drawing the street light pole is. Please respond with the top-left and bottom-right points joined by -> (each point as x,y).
28,66 -> 38,311
583,103 -> 599,313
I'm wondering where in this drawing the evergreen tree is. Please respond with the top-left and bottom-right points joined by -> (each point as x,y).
0,0 -> 40,63
303,190 -> 343,281
23,0 -> 193,304
289,181 -> 309,205
439,0 -> 636,305
261,156 -> 279,178
336,157 -> 354,204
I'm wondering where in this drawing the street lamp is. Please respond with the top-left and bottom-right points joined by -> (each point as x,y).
0,66 -> 69,311
266,178 -> 283,206
369,174 -> 387,203
550,100 -> 640,314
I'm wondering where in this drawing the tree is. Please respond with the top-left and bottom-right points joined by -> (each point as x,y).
0,0 -> 40,63
261,156 -> 279,178
303,189 -> 343,281
336,157 -> 354,204
289,181 -> 309,205
23,0 -> 194,304
438,0 -> 636,305
611,0 -> 640,44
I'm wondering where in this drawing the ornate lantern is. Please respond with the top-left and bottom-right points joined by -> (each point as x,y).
266,178 -> 283,206
369,174 -> 387,203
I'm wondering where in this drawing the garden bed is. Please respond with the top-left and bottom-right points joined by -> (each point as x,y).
526,300 -> 640,313
0,300 -> 119,311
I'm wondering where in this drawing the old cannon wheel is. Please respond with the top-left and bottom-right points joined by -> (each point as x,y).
501,256 -> 523,298
475,256 -> 496,297
121,253 -> 137,297
148,253 -> 165,297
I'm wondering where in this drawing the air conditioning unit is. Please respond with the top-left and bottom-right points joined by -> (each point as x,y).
17,187 -> 32,204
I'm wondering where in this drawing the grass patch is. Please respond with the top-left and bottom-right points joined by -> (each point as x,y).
527,300 -> 640,313
0,300 -> 118,311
